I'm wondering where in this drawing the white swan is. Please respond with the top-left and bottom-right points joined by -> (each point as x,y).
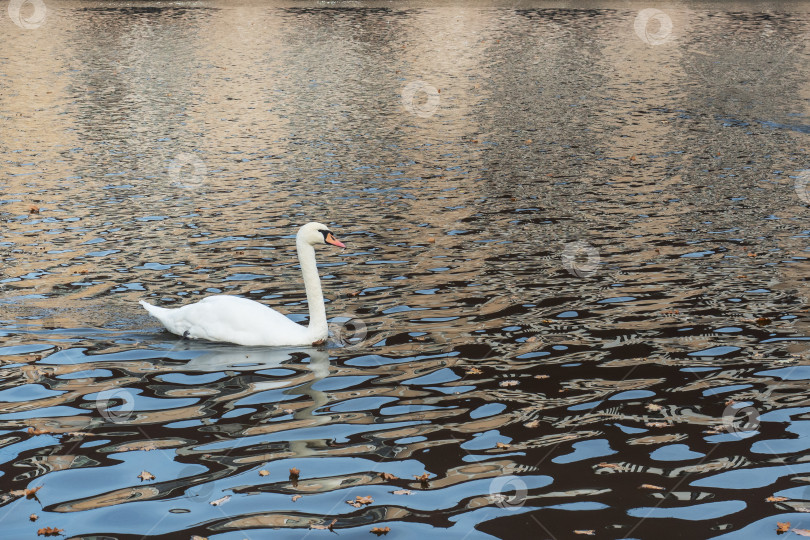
139,222 -> 346,347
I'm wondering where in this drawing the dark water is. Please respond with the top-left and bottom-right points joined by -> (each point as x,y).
2,2 -> 810,538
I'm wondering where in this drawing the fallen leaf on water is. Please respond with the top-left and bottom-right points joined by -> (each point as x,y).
597,462 -> 622,470
499,380 -> 518,387
496,442 -> 511,449
37,528 -> 63,536
793,529 -> 810,537
138,471 -> 155,482
777,522 -> 791,533
645,404 -> 662,412
756,317 -> 772,326
29,205 -> 40,214
259,470 -> 269,477
210,495 -> 230,506
534,374 -> 549,379
766,496 -> 788,502
380,472 -> 398,481
11,486 -> 43,499
191,536 -> 208,540
289,467 -> 300,481
415,473 -> 431,487
292,495 -> 302,502
427,237 -> 436,243
371,527 -> 391,536
645,422 -> 670,428
346,495 -> 374,508
525,420 -> 540,428
574,531 -> 595,536
28,427 -> 51,435
30,514 -> 38,522
310,519 -> 337,531
466,367 -> 483,375
640,484 -> 665,490
392,489 -> 413,495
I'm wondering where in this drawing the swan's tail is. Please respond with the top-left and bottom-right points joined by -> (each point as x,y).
140,299 -> 177,327
140,300 -> 190,339
139,299 -> 168,318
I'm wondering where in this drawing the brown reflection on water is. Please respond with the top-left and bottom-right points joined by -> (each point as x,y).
4,2 -> 810,539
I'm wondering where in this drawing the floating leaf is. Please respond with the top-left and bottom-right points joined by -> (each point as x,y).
289,468 -> 300,481
645,404 -> 662,412
766,496 -> 788,502
371,527 -> 391,536
756,317 -> 772,326
137,471 -> 155,482
597,462 -> 622,470
534,374 -> 549,379
380,472 -> 398,481
30,514 -> 38,522
292,495 -> 302,502
496,442 -> 511,449
392,489 -> 413,495
37,528 -> 63,537
645,422 -> 669,428
777,522 -> 791,533
191,536 -> 208,540
793,529 -> 810,537
210,495 -> 230,506
466,367 -> 482,375
29,205 -> 40,214
499,380 -> 518,387
12,486 -> 43,499
346,495 -> 374,508
525,420 -> 540,428
28,427 -> 50,435
259,470 -> 269,477
640,484 -> 665,491
414,473 -> 431,487
574,531 -> 595,536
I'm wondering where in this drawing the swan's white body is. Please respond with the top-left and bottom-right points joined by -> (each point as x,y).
140,222 -> 345,347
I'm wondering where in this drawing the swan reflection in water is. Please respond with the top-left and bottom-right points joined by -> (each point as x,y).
163,340 -> 332,452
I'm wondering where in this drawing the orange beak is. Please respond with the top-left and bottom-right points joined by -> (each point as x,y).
325,232 -> 345,248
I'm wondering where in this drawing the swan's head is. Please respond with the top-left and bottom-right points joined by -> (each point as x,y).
298,222 -> 346,248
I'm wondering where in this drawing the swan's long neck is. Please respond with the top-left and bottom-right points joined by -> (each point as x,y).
296,239 -> 327,339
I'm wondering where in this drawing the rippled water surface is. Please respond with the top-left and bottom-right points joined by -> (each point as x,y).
4,2 -> 810,538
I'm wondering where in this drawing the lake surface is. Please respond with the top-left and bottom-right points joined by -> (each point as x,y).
2,1 -> 810,538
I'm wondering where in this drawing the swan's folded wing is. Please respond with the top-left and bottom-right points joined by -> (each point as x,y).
165,296 -> 311,346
